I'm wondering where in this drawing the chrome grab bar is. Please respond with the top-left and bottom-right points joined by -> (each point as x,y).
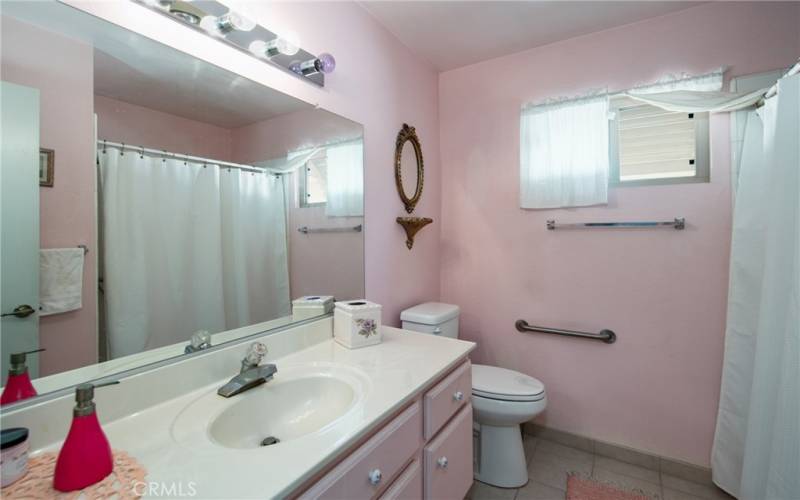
298,224 -> 362,234
515,320 -> 616,344
546,218 -> 685,230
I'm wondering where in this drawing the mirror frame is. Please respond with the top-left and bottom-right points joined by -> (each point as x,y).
394,123 -> 424,214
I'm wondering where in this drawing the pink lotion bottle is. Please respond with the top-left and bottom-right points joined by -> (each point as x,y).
53,381 -> 119,492
0,349 -> 45,406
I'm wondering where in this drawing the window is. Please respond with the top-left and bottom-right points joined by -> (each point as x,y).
609,96 -> 709,186
300,150 -> 327,207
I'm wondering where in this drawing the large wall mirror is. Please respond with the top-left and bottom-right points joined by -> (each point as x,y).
0,1 -> 364,403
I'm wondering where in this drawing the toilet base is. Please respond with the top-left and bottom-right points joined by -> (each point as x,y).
474,423 -> 528,488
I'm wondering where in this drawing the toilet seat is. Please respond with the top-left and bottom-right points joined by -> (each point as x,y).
472,364 -> 545,402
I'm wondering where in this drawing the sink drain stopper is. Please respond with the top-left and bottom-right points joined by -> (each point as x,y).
260,436 -> 280,447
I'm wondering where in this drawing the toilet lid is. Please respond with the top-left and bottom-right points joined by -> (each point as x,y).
472,364 -> 545,402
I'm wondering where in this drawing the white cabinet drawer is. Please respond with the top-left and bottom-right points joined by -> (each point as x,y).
423,360 -> 471,439
423,405 -> 473,500
300,401 -> 422,500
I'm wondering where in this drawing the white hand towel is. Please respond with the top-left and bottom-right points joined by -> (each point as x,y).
40,248 -> 84,316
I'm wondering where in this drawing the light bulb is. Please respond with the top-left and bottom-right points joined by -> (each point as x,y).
249,32 -> 300,58
316,53 -> 336,74
199,15 -> 222,35
292,53 -> 336,76
222,11 -> 256,32
274,31 -> 300,56
199,11 -> 256,36
249,40 -> 268,57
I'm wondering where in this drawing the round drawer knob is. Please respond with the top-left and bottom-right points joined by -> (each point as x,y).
437,457 -> 449,469
453,391 -> 464,401
433,327 -> 442,334
368,468 -> 382,485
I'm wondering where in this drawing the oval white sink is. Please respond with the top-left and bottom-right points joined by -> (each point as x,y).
171,363 -> 369,451
210,376 -> 355,449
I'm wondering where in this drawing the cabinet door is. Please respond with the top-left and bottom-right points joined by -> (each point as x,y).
379,456 -> 422,500
300,401 -> 423,500
424,405 -> 473,500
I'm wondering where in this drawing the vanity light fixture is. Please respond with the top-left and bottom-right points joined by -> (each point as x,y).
199,11 -> 257,36
249,32 -> 301,58
290,53 -> 336,76
132,0 -> 332,86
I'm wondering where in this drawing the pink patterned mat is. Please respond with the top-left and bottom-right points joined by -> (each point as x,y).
566,474 -> 656,500
1,450 -> 146,499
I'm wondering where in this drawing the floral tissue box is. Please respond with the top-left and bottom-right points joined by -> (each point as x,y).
333,300 -> 382,349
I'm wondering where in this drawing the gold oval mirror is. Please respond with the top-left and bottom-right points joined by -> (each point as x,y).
394,123 -> 424,214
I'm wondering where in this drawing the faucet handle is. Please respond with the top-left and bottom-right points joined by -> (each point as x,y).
243,342 -> 267,368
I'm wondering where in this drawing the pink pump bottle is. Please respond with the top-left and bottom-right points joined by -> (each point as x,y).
1,349 -> 45,406
53,380 -> 119,492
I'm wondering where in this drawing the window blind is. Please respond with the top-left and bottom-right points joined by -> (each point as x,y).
615,97 -> 698,180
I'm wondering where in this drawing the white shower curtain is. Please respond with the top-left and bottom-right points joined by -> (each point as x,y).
98,149 -> 289,358
712,74 -> 799,499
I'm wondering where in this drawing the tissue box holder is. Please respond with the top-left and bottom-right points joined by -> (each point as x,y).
292,295 -> 334,321
334,300 -> 382,349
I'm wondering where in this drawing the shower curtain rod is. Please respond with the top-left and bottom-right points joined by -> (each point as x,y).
97,140 -> 275,174
758,59 -> 800,107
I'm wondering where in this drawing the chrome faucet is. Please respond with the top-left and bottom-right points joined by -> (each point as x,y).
217,342 -> 277,398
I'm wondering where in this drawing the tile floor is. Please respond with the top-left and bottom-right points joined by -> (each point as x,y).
467,434 -> 735,500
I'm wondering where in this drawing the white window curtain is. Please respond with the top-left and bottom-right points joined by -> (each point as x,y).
520,94 -> 610,209
711,73 -> 800,499
628,68 -> 724,94
98,149 -> 290,358
325,139 -> 364,217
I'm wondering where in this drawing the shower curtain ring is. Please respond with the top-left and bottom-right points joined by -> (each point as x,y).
121,143 -> 125,156
102,140 -> 107,154
140,146 -> 144,159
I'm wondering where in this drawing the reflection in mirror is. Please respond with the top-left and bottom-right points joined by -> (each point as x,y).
0,1 -> 364,403
400,141 -> 419,201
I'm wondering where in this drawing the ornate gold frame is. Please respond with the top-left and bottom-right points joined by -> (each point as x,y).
394,123 -> 424,214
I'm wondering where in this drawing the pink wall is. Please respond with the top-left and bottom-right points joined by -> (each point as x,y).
231,107 -> 362,163
438,2 -> 800,466
285,186 -> 365,301
1,16 -> 97,376
95,95 -> 234,161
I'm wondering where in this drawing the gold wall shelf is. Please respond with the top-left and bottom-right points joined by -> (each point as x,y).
397,217 -> 433,250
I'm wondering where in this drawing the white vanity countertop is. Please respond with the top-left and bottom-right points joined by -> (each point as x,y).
39,327 -> 474,499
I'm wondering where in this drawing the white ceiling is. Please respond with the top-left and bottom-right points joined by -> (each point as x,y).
2,0 -> 311,128
360,1 -> 704,71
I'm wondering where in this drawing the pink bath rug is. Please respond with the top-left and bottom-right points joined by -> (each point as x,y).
566,474 -> 657,500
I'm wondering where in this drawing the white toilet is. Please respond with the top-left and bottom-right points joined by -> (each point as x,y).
401,302 -> 547,488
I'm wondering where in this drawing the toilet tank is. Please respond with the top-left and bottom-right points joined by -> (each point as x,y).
400,303 -> 460,339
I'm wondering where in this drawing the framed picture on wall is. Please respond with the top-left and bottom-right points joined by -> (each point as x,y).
39,148 -> 54,187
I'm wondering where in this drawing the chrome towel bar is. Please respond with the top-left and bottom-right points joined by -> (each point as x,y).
516,320 -> 616,344
546,217 -> 685,230
298,224 -> 362,234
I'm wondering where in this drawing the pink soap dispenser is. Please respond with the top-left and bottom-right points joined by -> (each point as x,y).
1,349 -> 45,406
53,380 -> 119,492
